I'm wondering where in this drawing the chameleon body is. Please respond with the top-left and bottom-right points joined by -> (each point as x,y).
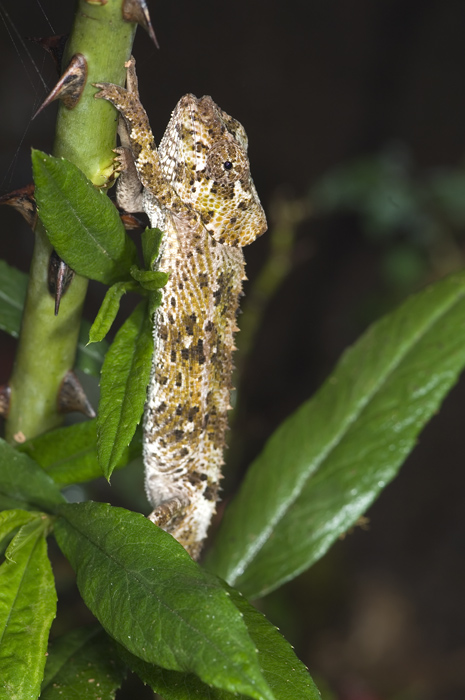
95,60 -> 267,559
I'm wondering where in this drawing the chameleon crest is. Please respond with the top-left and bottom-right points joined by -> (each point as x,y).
95,59 -> 267,559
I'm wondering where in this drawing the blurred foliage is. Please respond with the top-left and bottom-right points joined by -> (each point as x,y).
311,145 -> 465,291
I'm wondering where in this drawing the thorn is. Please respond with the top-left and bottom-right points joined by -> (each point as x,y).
48,250 -> 75,315
0,385 -> 11,419
58,371 -> 96,418
27,34 -> 68,73
122,0 -> 159,48
0,184 -> 37,228
33,53 -> 88,118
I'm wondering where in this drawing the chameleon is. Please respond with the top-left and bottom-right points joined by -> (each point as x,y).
95,58 -> 267,559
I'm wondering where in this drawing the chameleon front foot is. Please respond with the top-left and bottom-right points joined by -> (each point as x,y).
93,72 -> 151,140
94,71 -> 163,197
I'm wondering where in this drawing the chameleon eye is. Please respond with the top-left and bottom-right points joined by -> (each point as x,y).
205,139 -> 248,182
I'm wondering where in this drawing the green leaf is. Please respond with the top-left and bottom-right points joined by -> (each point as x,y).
0,524 -> 57,699
130,264 -> 170,291
88,281 -> 139,344
0,260 -> 27,338
54,502 -> 274,700
120,582 -> 319,700
207,268 -> 465,598
76,319 -> 108,376
0,509 -> 37,555
18,420 -> 142,487
41,626 -> 126,700
5,513 -> 51,563
32,150 -> 138,285
0,494 -> 29,513
141,227 -> 164,269
148,289 -> 163,318
0,439 -> 66,512
97,300 -> 153,479
227,585 -> 318,700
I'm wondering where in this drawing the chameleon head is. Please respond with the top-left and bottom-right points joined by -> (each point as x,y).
159,93 -> 267,247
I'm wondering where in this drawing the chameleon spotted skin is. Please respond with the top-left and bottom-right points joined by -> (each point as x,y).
95,60 -> 267,559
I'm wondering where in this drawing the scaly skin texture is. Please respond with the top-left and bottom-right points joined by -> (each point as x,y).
95,59 -> 267,559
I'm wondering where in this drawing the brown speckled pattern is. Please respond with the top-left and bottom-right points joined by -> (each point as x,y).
95,60 -> 267,559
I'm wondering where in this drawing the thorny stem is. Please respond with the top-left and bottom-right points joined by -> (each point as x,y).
6,0 -> 136,442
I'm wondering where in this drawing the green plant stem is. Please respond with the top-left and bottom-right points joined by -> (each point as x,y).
6,0 -> 136,443
6,226 -> 87,442
236,192 -> 308,373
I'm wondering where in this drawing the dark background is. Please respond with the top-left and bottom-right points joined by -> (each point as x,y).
2,2 -> 465,699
